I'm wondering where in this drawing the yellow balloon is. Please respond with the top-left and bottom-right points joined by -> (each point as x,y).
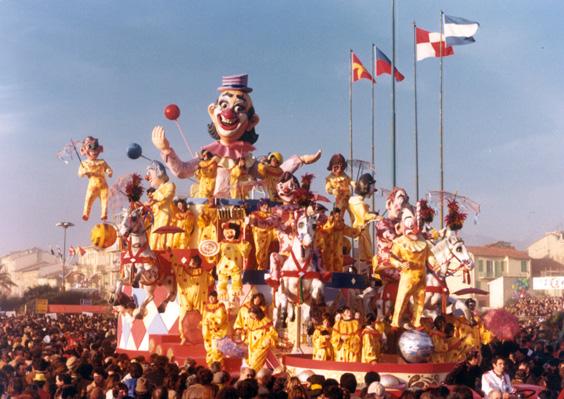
90,223 -> 117,249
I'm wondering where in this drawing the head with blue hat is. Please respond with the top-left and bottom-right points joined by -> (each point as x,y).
208,74 -> 260,145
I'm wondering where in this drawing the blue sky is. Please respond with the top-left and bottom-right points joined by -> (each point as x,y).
1,1 -> 563,254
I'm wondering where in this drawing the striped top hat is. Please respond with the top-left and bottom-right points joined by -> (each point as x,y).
218,74 -> 253,92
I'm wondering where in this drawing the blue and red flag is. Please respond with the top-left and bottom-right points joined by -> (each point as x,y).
375,47 -> 405,82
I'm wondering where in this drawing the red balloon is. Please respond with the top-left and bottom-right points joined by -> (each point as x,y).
164,104 -> 181,120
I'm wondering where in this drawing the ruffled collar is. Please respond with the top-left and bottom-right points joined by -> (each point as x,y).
201,141 -> 256,159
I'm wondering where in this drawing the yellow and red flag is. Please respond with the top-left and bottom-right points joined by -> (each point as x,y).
351,52 -> 374,82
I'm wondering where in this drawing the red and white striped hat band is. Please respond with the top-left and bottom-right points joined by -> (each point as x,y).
217,74 -> 253,92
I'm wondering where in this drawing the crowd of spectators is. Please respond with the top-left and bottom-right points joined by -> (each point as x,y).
505,296 -> 564,322
0,302 -> 561,399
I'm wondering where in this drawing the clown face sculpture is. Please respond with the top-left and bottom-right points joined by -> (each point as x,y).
207,88 -> 260,146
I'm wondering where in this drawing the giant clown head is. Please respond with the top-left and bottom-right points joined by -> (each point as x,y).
207,74 -> 260,146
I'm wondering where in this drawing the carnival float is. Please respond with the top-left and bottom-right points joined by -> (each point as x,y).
59,74 -> 535,395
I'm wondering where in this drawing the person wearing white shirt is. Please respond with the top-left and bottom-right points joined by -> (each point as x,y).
481,356 -> 516,398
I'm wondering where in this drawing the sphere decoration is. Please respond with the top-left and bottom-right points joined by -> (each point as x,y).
127,143 -> 143,160
90,223 -> 117,249
164,104 -> 181,121
198,240 -> 220,257
398,330 -> 434,363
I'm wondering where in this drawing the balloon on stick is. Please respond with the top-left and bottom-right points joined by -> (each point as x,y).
127,143 -> 152,161
164,104 -> 181,121
164,103 -> 194,158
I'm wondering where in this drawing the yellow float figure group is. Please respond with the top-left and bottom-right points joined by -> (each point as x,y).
70,73 -> 494,372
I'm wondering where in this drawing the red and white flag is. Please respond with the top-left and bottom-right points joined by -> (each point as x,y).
416,27 -> 454,61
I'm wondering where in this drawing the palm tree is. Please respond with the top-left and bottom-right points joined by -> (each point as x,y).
0,264 -> 16,295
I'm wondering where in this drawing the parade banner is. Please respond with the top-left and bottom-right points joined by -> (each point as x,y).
532,276 -> 564,290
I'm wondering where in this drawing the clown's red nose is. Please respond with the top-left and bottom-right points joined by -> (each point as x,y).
221,108 -> 235,119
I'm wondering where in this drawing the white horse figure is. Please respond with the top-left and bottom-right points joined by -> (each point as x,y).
272,211 -> 325,337
116,206 -> 177,318
425,228 -> 475,319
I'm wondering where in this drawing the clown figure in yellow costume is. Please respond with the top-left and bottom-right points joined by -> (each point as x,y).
197,198 -> 219,263
323,207 -> 356,273
331,307 -> 361,362
349,174 -> 380,265
216,221 -> 251,303
249,200 -> 277,270
172,198 -> 196,249
201,291 -> 228,366
172,255 -> 214,345
78,136 -> 113,221
146,161 -> 176,250
312,313 -> 334,361
389,205 -> 438,329
257,152 -> 284,201
233,292 -> 268,343
246,306 -> 278,371
361,314 -> 383,364
325,154 -> 352,214
195,150 -> 220,199
230,157 -> 253,199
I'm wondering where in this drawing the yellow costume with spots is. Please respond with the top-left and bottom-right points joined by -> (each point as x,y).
172,209 -> 196,249
229,164 -> 252,199
257,163 -> 283,201
78,159 -> 112,221
247,316 -> 278,371
390,235 -> 437,328
233,302 -> 268,343
202,301 -> 228,366
312,326 -> 334,361
172,263 -> 214,343
195,158 -> 218,199
149,181 -> 176,250
250,211 -> 276,270
197,203 -> 218,263
325,173 -> 352,212
331,319 -> 361,362
361,325 -> 383,363
216,240 -> 251,300
348,195 -> 378,263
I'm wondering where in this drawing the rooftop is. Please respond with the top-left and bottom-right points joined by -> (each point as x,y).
468,241 -> 530,260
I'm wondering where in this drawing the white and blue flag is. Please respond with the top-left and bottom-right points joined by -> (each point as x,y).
444,14 -> 480,46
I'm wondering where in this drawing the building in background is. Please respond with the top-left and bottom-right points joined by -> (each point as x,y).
446,241 -> 531,308
527,232 -> 564,297
0,248 -> 60,297
0,243 -> 120,298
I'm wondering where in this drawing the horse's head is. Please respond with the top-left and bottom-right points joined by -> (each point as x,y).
119,206 -> 150,238
433,228 -> 475,278
295,211 -> 316,249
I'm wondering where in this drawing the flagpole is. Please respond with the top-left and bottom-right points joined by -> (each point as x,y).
349,49 -> 354,177
391,0 -> 397,187
349,49 -> 356,269
413,22 -> 420,200
439,11 -> 445,228
371,43 -> 376,212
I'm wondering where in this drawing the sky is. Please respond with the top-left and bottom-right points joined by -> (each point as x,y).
1,0 -> 563,255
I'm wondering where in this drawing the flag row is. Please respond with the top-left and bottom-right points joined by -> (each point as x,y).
352,14 -> 479,83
